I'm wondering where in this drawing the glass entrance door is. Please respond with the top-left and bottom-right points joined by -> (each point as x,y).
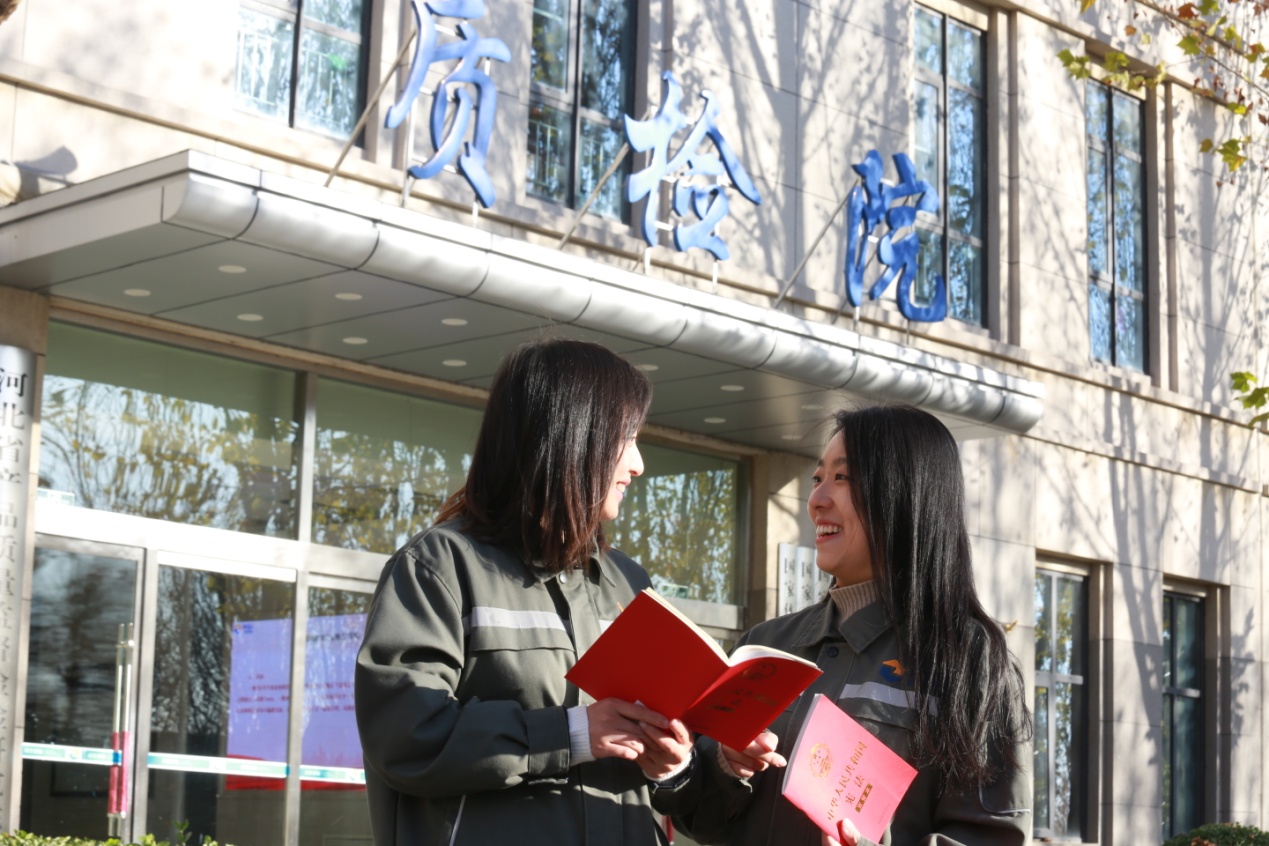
20,540 -> 142,841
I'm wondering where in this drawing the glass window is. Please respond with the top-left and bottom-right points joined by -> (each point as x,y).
607,443 -> 742,605
39,323 -> 300,538
299,586 -> 371,846
234,0 -> 368,138
148,566 -> 295,846
912,5 -> 987,326
1086,81 -> 1147,372
312,378 -> 481,554
1162,591 -> 1204,839
20,548 -> 138,839
528,0 -> 637,219
1033,568 -> 1087,840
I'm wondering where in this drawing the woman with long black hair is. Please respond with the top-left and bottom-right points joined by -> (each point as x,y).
652,404 -> 1032,845
355,338 -> 692,846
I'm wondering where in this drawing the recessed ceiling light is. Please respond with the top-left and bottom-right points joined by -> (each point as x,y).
720,384 -> 744,392
442,359 -> 467,367
342,337 -> 368,345
335,293 -> 363,301
441,317 -> 468,326
635,363 -> 659,372
237,313 -> 264,322
704,417 -> 726,424
123,288 -> 151,297
801,403 -> 825,411
218,265 -> 247,274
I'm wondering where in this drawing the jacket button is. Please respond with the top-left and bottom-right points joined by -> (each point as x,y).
827,647 -> 839,658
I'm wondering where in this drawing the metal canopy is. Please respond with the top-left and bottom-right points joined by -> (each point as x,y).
0,151 -> 1045,455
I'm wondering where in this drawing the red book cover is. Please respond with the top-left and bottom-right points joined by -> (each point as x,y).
565,589 -> 822,750
781,694 -> 919,842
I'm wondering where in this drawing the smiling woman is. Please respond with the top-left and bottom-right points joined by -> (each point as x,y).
355,338 -> 693,846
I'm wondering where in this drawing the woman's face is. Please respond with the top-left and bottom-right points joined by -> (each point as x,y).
599,438 -> 644,521
808,433 -> 872,586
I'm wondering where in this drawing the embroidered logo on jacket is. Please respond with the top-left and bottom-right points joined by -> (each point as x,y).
880,659 -> 904,683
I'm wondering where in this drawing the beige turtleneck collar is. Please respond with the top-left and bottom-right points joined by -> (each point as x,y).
828,579 -> 881,623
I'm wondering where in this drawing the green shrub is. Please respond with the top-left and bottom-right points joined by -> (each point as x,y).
1163,822 -> 1269,846
0,830 -> 230,846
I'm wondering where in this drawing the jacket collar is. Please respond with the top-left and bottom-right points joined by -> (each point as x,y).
787,595 -> 891,653
525,549 -> 617,587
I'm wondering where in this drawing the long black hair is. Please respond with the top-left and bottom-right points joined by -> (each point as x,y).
437,338 -> 652,572
831,404 -> 1031,787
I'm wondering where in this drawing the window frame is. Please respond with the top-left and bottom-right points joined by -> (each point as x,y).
912,1 -> 989,327
527,0 -> 639,220
1084,78 -> 1150,373
234,0 -> 372,139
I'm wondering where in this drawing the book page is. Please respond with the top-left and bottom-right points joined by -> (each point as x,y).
728,643 -> 818,669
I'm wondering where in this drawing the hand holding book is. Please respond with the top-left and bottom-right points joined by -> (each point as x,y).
566,589 -> 822,751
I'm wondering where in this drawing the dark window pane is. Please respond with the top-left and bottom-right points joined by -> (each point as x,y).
579,117 -> 627,219
1113,154 -> 1145,293
235,8 -> 295,121
914,6 -> 942,74
303,0 -> 363,33
1055,576 -> 1084,676
947,239 -> 982,324
1053,681 -> 1084,838
296,29 -> 363,137
1035,574 -> 1051,672
39,323 -> 300,538
1087,148 -> 1108,278
914,80 -> 940,186
580,0 -> 634,120
1033,686 -> 1050,831
1163,595 -> 1174,689
1173,695 -> 1203,834
947,88 -> 983,238
1174,598 -> 1202,690
312,379 -> 479,554
1163,694 -> 1173,835
947,20 -> 983,90
608,443 -> 741,604
527,99 -> 573,203
532,0 -> 569,89
1115,294 -> 1145,372
1089,284 -> 1111,363
914,226 -> 944,310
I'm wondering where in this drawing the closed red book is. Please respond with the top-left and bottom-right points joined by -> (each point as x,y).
565,589 -> 822,751
781,694 -> 919,842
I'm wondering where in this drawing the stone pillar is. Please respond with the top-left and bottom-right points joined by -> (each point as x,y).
0,288 -> 47,831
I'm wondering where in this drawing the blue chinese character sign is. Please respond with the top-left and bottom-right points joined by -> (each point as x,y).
843,150 -> 947,322
624,72 -> 762,261
385,0 -> 510,208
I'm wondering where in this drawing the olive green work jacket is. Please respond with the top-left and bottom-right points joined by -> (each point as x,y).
651,598 -> 1031,846
354,523 -> 668,846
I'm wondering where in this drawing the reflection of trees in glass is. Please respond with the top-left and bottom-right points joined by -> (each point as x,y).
25,551 -> 136,747
150,568 -> 294,757
1033,569 -> 1086,839
312,379 -> 478,554
39,376 -> 298,537
609,446 -> 739,604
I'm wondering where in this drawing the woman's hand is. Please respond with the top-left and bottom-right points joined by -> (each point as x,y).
587,698 -> 671,760
718,729 -> 787,778
821,818 -> 861,846
634,716 -> 693,781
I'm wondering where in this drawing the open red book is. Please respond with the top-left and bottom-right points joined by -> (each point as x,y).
781,694 -> 919,842
565,589 -> 822,751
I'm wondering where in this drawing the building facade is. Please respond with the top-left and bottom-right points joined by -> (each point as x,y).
0,0 -> 1263,843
